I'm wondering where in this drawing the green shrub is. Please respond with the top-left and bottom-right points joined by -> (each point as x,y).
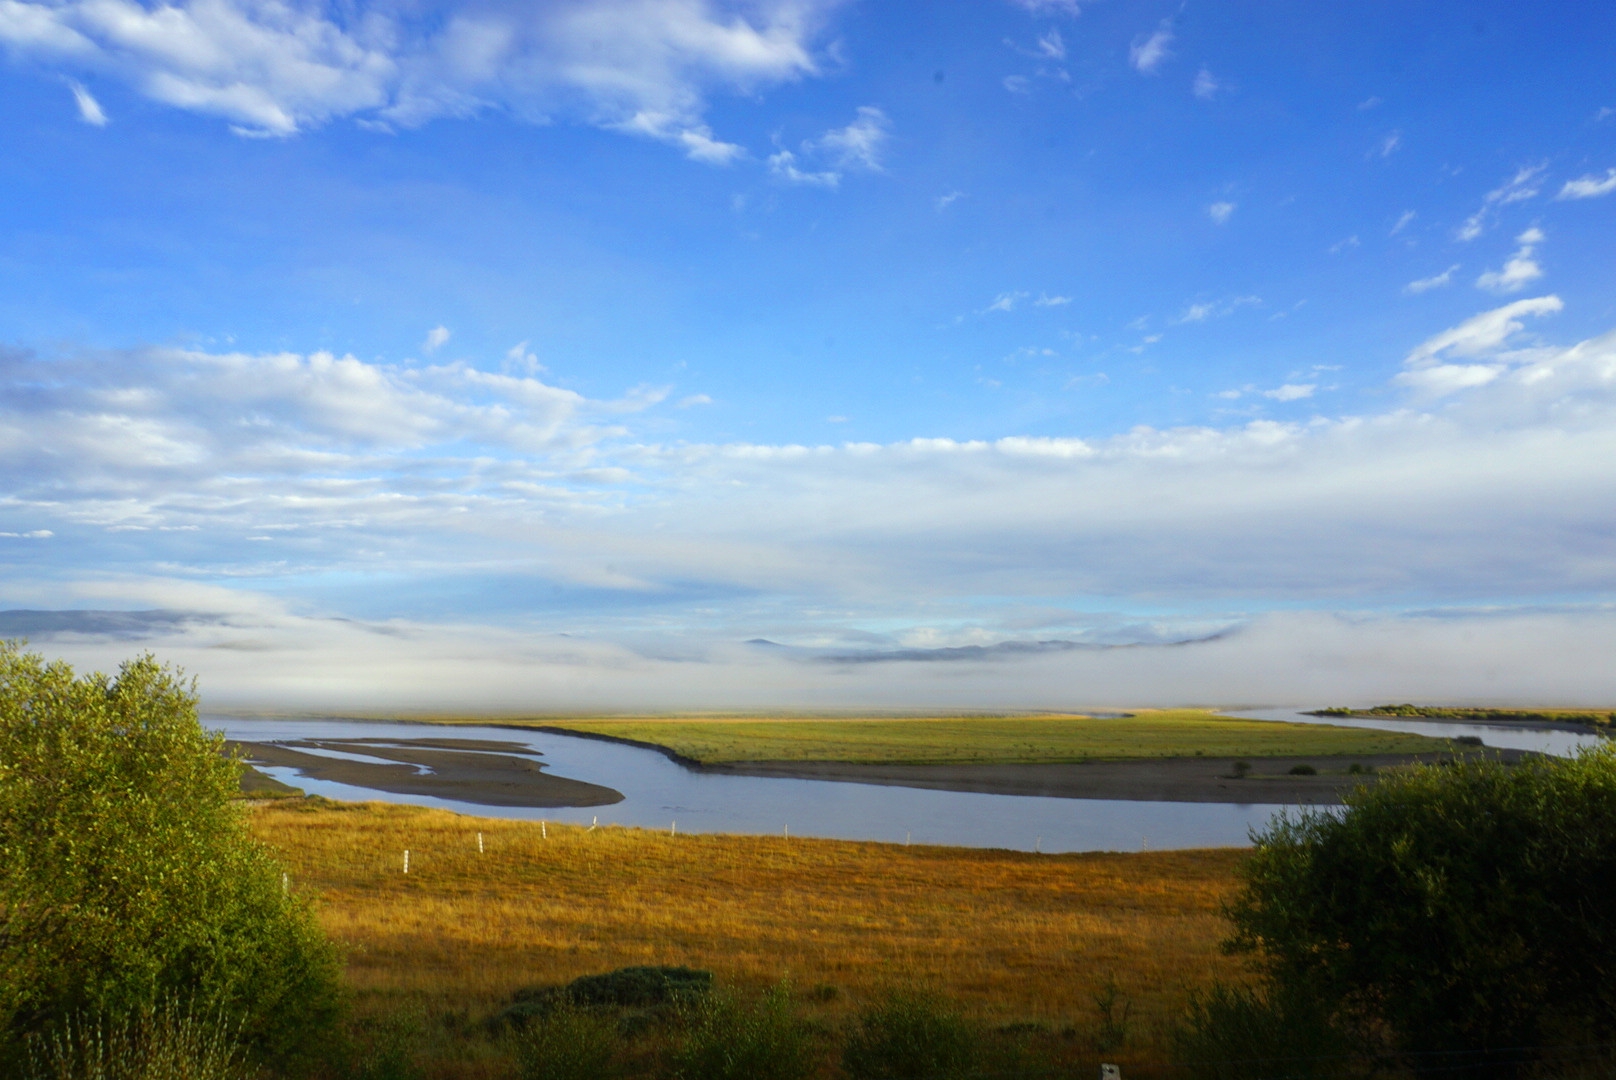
24,1005 -> 253,1080
1171,982 -> 1358,1080
842,991 -> 977,1080
513,1002 -> 620,1080
671,985 -> 819,1080
1227,746 -> 1616,1069
0,645 -> 342,1068
1287,764 -> 1317,776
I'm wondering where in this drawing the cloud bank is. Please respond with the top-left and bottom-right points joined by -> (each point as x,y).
5,297 -> 1616,708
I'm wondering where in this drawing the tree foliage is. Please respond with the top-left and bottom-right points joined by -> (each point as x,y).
0,643 -> 341,1066
1226,748 -> 1616,1067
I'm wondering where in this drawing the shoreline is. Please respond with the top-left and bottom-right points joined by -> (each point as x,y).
230,728 -> 1529,808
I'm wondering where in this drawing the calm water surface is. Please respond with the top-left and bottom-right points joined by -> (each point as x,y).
214,709 -> 1602,853
213,716 -> 1286,854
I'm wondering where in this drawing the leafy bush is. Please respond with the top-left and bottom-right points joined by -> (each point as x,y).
513,1001 -> 620,1080
671,985 -> 819,1080
1171,982 -> 1357,1080
1287,764 -> 1317,776
23,1005 -> 254,1080
1226,747 -> 1616,1069
842,991 -> 978,1080
0,645 -> 342,1068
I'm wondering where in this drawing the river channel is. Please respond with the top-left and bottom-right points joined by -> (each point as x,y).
213,709 -> 1600,855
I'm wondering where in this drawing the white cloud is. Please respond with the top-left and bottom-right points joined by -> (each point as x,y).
1036,28 -> 1065,60
423,325 -> 451,352
68,80 -> 106,124
934,190 -> 964,211
1357,95 -> 1382,110
1002,74 -> 1030,94
1007,0 -> 1083,15
504,340 -> 542,376
984,291 -> 1028,313
1328,235 -> 1360,254
770,105 -> 889,188
1456,164 -> 1546,241
1476,227 -> 1545,294
1129,22 -> 1173,74
768,149 -> 838,188
1207,200 -> 1235,225
1034,293 -> 1072,307
0,530 -> 53,539
677,394 -> 713,408
1175,295 -> 1259,324
0,0 -> 835,155
1191,66 -> 1220,99
1390,210 -> 1416,236
1263,383 -> 1315,402
1557,169 -> 1616,200
812,106 -> 889,173
1402,294 -> 1562,371
1404,265 -> 1459,295
1374,131 -> 1400,158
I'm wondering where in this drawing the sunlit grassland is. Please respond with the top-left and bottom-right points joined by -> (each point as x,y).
481,710 -> 1452,764
249,801 -> 1251,1072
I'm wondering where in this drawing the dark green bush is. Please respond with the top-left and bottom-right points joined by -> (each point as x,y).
842,991 -> 978,1080
671,984 -> 819,1080
1227,747 -> 1616,1070
1287,764 -> 1317,776
0,645 -> 342,1068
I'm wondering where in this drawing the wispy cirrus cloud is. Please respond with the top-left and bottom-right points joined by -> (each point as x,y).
1456,164 -> 1546,240
1129,21 -> 1173,74
1405,265 -> 1459,295
0,0 -> 841,156
1557,169 -> 1616,200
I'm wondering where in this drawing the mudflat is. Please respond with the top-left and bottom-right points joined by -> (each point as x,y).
697,750 -> 1532,804
229,737 -> 624,808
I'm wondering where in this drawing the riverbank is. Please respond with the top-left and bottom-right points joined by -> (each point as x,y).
249,801 -> 1249,1075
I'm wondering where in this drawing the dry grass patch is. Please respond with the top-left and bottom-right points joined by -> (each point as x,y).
250,800 -> 1250,1072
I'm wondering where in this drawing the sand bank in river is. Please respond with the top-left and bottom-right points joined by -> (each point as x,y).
229,737 -> 624,807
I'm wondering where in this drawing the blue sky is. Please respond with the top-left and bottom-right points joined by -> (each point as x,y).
2,0 -> 1615,709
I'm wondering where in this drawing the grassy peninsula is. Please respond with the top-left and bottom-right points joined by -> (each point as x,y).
502,710 -> 1454,765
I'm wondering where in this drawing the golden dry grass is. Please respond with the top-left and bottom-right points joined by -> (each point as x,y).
250,800 -> 1252,1072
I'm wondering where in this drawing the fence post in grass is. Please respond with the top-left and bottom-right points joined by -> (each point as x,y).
542,821 -> 547,840
671,820 -> 676,836
478,832 -> 484,854
403,850 -> 410,875
906,831 -> 911,846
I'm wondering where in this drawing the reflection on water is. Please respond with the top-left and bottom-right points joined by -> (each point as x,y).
1229,708 -> 1604,757
215,716 -> 1287,854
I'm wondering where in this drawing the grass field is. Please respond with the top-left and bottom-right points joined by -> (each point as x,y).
249,800 -> 1253,1077
483,710 -> 1453,765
